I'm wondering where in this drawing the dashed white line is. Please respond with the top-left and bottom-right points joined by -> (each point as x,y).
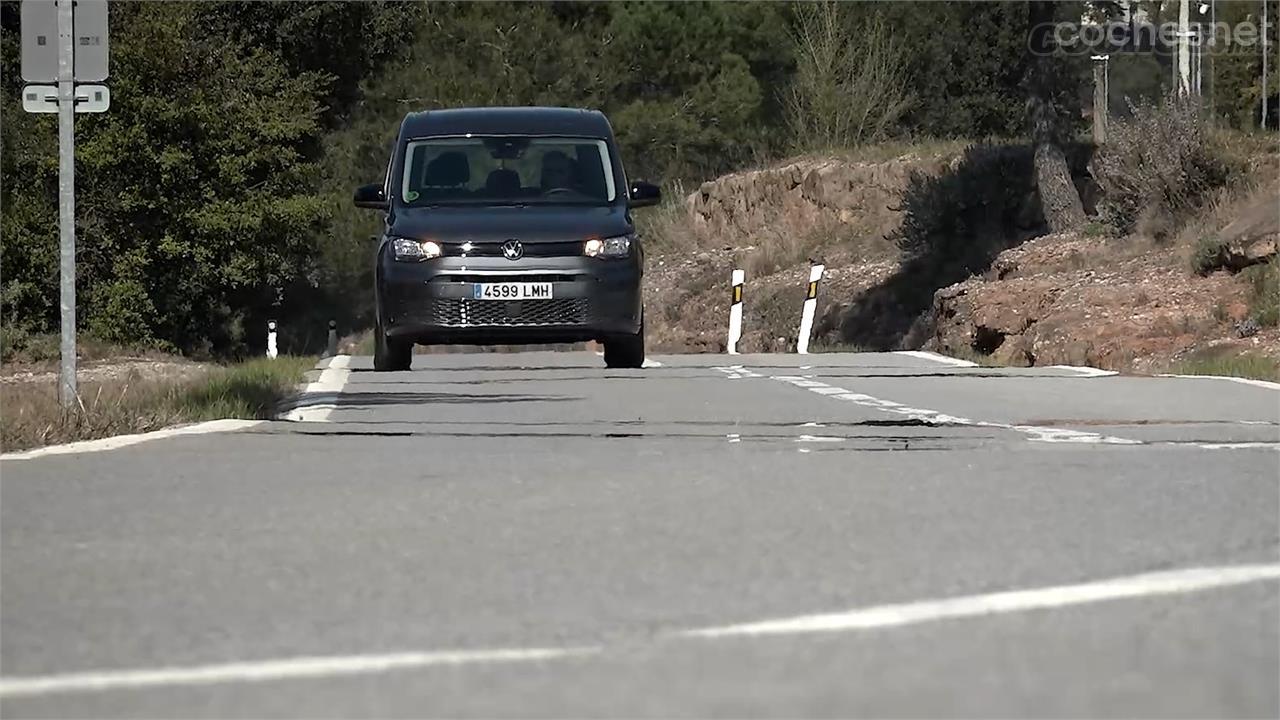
5,563 -> 1276,698
0,646 -> 599,700
681,563 -> 1280,638
768,375 -> 1140,445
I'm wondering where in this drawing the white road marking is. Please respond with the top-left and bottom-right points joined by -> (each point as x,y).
279,355 -> 352,423
1047,365 -> 1119,377
0,419 -> 264,461
0,646 -> 599,700
1157,373 -> 1280,391
892,350 -> 977,368
769,375 -> 1141,445
681,563 -> 1280,639
712,365 -> 762,380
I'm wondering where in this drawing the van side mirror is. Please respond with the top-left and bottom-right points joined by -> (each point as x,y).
354,183 -> 388,210
628,181 -> 661,208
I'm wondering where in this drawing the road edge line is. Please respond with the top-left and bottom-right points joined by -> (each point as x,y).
1156,373 -> 1280,391
278,354 -> 352,423
0,419 -> 265,462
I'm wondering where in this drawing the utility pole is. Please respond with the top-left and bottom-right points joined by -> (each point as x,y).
57,0 -> 76,407
1210,0 -> 1216,116
1179,0 -> 1192,96
1092,54 -> 1109,144
1264,0 -> 1270,128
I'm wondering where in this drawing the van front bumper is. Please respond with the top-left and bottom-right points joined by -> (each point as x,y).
379,255 -> 642,345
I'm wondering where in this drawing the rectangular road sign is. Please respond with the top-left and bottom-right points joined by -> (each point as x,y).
22,84 -> 111,113
20,0 -> 56,82
73,0 -> 109,81
20,0 -> 108,82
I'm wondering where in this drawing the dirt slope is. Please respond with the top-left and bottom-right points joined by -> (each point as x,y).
644,147 -> 1278,375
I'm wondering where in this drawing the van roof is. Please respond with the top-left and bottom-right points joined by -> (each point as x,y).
400,106 -> 613,139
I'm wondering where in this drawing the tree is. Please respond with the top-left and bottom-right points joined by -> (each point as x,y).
1025,0 -> 1086,232
783,1 -> 911,152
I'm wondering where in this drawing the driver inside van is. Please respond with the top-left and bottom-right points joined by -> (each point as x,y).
539,151 -> 580,194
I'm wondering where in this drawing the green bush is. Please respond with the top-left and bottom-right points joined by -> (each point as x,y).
1244,262 -> 1279,327
1190,236 -> 1228,276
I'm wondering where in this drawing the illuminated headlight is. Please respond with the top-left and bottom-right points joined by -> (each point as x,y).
391,238 -> 442,262
584,235 -> 632,258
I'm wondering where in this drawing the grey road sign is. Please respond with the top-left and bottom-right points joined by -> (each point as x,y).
20,0 -> 108,82
20,0 -> 56,82
73,0 -> 109,81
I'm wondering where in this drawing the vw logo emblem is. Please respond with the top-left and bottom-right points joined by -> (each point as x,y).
501,239 -> 524,261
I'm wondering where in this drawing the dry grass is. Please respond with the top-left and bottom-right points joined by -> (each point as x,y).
1167,350 -> 1280,382
1,356 -> 314,452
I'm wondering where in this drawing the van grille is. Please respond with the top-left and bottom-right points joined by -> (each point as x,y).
430,298 -> 589,327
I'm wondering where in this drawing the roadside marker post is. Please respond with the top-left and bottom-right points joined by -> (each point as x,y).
796,263 -> 824,354
21,0 -> 110,408
267,321 -> 278,359
727,269 -> 744,354
326,320 -> 338,358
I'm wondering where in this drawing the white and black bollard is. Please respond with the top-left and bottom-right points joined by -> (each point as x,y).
266,320 -> 278,359
796,263 -> 824,354
326,319 -> 338,358
727,268 -> 744,354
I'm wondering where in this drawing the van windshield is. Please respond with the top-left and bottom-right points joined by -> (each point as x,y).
400,136 -> 617,207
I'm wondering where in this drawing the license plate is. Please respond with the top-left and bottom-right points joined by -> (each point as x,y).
472,282 -> 553,300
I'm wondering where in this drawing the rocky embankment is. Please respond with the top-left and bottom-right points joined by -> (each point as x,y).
647,148 -> 1275,374
924,194 -> 1280,372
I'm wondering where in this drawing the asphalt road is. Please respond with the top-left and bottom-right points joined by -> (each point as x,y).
2,350 -> 1278,718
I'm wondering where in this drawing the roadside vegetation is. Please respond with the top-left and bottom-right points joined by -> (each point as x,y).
1167,350 -> 1280,383
1,356 -> 313,452
2,1 -> 1276,385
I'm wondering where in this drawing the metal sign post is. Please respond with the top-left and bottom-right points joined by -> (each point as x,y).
21,0 -> 109,408
57,0 -> 76,406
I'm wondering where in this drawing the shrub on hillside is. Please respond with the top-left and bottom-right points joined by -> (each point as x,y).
783,2 -> 911,151
1091,97 -> 1237,235
1244,262 -> 1279,327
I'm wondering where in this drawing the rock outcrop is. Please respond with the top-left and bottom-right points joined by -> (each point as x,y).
684,155 -> 951,245
924,233 -> 1271,371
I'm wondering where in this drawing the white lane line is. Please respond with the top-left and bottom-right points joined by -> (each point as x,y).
892,350 -> 978,368
769,375 -> 1141,445
1048,365 -> 1119,377
279,355 -> 352,423
1157,373 -> 1280,391
0,419 -> 264,461
712,365 -> 762,380
0,646 -> 599,700
682,564 -> 1280,639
